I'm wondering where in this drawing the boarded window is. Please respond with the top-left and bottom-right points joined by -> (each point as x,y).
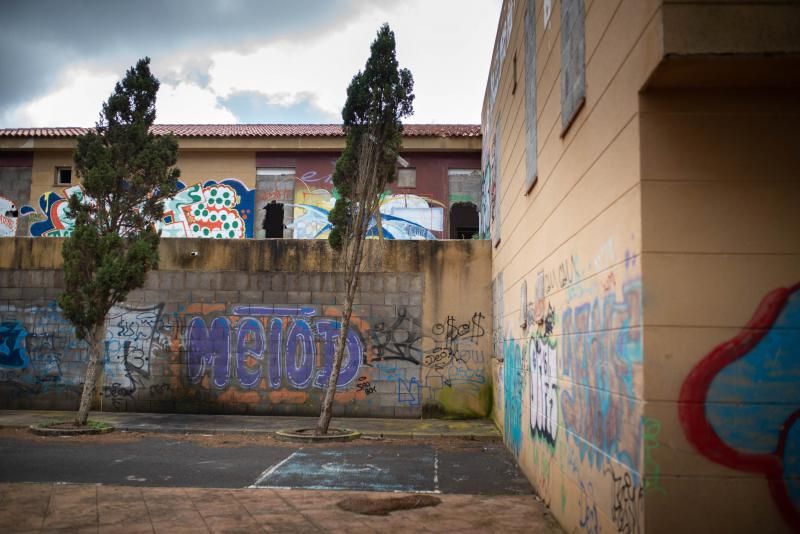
524,0 -> 538,192
560,0 -> 586,135
397,168 -> 416,188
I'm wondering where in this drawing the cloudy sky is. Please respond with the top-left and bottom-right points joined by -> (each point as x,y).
0,0 -> 501,128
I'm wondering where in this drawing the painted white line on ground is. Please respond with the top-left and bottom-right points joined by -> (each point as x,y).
248,449 -> 302,488
433,450 -> 440,493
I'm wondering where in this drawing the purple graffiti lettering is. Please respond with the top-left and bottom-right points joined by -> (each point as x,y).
267,318 -> 283,389
235,318 -> 265,388
313,320 -> 363,389
187,317 -> 231,388
285,320 -> 314,388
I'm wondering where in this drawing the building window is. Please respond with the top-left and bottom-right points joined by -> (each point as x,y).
512,51 -> 518,95
524,0 -> 538,192
55,167 -> 72,185
397,168 -> 416,188
560,0 -> 586,136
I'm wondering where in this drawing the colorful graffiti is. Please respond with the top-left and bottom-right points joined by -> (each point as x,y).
160,180 -> 254,238
0,321 -> 28,368
530,305 -> 558,446
0,302 -> 170,403
25,180 -> 255,238
28,185 -> 83,237
679,283 -> 800,530
503,334 -> 524,456
186,305 -> 362,391
0,196 -> 19,237
290,186 -> 443,240
560,277 -> 643,475
480,119 -> 501,241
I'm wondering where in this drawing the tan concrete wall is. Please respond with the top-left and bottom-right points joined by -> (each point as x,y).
0,239 -> 492,419
29,150 -> 73,207
484,0 -> 662,532
639,88 -> 800,534
176,150 -> 256,188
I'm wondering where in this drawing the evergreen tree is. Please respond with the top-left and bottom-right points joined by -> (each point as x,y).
59,57 -> 180,426
318,24 -> 414,434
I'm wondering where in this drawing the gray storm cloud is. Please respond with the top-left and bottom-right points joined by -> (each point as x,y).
0,0 -> 384,121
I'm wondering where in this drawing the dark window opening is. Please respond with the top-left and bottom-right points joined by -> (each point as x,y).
512,51 -> 518,95
450,202 -> 479,239
263,201 -> 285,238
56,167 -> 72,185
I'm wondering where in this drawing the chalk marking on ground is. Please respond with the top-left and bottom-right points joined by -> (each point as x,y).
248,449 -> 302,488
434,450 -> 440,493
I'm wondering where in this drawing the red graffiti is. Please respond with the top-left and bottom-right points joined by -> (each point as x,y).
679,282 -> 800,530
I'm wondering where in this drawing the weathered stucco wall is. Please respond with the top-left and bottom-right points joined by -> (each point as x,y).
482,0 -> 660,533
485,0 -> 799,533
0,239 -> 492,419
640,88 -> 800,534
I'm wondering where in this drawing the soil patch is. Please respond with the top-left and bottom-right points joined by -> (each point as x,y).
337,494 -> 442,516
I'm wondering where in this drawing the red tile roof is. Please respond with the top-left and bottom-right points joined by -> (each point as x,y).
0,124 -> 480,138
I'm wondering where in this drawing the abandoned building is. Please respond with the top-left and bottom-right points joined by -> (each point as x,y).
0,124 -> 481,241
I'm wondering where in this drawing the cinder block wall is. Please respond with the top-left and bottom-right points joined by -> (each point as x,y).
0,239 -> 492,418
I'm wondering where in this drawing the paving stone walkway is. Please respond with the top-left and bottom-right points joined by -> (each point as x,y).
0,483 -> 563,533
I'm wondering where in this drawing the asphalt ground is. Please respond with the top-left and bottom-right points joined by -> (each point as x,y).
0,429 -> 533,495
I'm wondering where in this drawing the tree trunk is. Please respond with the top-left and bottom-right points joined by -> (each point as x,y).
316,240 -> 364,435
75,323 -> 106,426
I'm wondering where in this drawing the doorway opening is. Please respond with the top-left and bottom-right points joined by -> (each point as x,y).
263,201 -> 285,238
449,202 -> 478,239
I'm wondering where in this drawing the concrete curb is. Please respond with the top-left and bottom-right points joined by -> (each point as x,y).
2,422 -> 501,441
274,428 -> 362,443
29,423 -> 114,436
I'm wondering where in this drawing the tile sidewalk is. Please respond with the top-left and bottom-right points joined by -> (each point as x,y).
0,410 -> 500,440
0,483 -> 564,533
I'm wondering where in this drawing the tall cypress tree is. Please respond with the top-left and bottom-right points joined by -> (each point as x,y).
318,24 -> 414,434
59,57 -> 180,426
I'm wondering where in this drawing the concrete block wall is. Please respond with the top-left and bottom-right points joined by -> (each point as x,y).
0,239 -> 492,419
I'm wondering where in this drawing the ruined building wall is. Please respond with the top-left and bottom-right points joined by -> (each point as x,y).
483,0 -> 662,533
0,239 -> 492,419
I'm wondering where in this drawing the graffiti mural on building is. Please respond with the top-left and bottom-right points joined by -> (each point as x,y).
102,304 -> 167,408
186,305 -> 363,391
480,118 -> 501,241
560,277 -> 643,475
606,463 -> 645,534
25,180 -> 255,238
503,334 -> 524,456
372,307 -> 424,365
0,196 -> 19,237
530,305 -> 558,446
290,187 -> 443,240
27,185 -> 83,237
643,416 -> 666,495
0,302 -> 169,402
0,321 -> 28,368
159,180 -> 254,238
679,283 -> 800,530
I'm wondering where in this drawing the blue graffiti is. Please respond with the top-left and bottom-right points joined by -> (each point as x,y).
398,377 -> 421,406
0,321 -> 29,369
706,287 -> 800,462
560,280 -> 643,475
503,335 -> 523,456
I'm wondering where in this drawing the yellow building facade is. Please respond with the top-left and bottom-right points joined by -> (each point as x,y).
483,1 -> 800,532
